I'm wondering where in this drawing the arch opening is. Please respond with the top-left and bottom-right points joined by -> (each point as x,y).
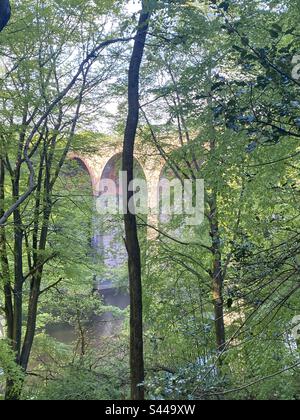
93,153 -> 147,292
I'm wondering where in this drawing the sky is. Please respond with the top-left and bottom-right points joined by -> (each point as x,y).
101,0 -> 142,132
126,0 -> 141,13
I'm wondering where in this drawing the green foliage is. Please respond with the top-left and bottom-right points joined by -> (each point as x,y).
0,0 -> 299,401
23,332 -> 130,400
0,340 -> 24,398
136,0 -> 300,401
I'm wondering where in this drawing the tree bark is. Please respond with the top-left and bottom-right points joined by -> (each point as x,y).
122,1 -> 151,401
209,192 -> 226,354
0,0 -> 10,32
12,171 -> 24,364
0,157 -> 13,340
207,65 -> 226,358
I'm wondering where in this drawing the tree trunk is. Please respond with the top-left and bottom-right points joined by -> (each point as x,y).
20,272 -> 42,371
5,379 -> 23,401
0,157 -> 13,340
207,66 -> 226,357
12,175 -> 24,364
3,171 -> 25,400
20,185 -> 52,371
209,193 -> 226,354
0,0 -> 11,32
122,0 -> 151,401
1,154 -> 23,401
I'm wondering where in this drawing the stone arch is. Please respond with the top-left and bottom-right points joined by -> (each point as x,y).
71,157 -> 92,178
68,152 -> 98,196
99,152 -> 147,197
61,155 -> 94,200
94,152 -> 147,291
59,155 -> 95,258
100,152 -> 123,198
68,137 -> 182,240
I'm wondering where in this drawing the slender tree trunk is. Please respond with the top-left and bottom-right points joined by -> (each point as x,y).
1,154 -> 23,401
122,0 -> 151,401
12,175 -> 24,363
4,169 -> 25,401
20,213 -> 51,371
206,64 -> 226,357
20,272 -> 42,371
0,157 -> 13,340
209,193 -> 226,354
20,163 -> 52,371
